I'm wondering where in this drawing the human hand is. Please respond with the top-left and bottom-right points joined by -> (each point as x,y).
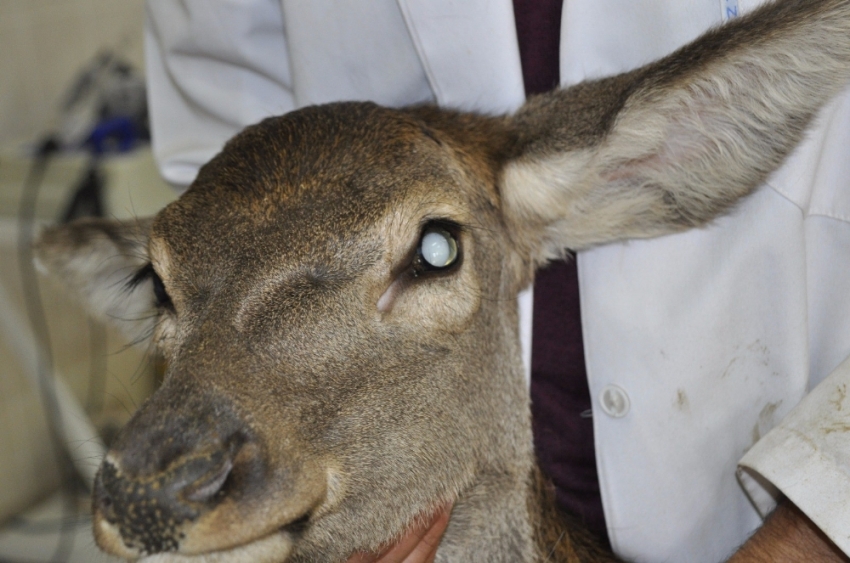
728,501 -> 849,562
346,504 -> 452,563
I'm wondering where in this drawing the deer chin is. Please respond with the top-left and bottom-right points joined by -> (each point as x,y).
137,532 -> 294,563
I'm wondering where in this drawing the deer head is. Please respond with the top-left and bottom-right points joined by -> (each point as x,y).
35,1 -> 850,561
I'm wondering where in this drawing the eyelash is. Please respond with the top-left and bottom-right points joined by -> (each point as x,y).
128,263 -> 174,311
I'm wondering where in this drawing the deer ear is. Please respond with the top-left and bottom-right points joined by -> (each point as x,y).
35,218 -> 156,345
500,0 -> 850,265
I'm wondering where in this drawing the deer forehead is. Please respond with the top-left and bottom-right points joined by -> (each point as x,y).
145,104 -> 506,349
151,103 -> 500,270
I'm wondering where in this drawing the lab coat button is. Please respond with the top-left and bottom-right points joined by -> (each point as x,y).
599,385 -> 630,418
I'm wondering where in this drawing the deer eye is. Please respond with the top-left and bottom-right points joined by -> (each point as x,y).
150,270 -> 171,309
412,223 -> 460,276
128,263 -> 174,311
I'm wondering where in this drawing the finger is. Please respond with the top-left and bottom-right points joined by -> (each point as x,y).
346,504 -> 452,563
376,508 -> 447,563
400,509 -> 450,563
346,551 -> 379,563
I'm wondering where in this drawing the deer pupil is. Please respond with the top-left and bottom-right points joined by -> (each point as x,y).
420,229 -> 457,269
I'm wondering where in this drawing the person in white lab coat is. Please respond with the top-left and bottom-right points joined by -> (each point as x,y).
143,1 -> 850,561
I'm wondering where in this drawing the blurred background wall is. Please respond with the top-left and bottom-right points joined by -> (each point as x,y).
0,0 -> 175,542
0,0 -> 146,145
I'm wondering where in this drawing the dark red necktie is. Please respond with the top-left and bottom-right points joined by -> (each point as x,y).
512,0 -> 608,543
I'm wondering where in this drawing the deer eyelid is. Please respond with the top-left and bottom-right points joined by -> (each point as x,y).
128,263 -> 174,311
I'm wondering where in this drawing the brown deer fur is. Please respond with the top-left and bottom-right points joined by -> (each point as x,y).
35,1 -> 850,561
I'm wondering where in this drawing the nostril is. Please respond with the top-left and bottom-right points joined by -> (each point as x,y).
183,457 -> 234,503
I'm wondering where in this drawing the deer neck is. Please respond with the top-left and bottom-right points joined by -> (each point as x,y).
527,466 -> 620,563
435,465 -> 617,563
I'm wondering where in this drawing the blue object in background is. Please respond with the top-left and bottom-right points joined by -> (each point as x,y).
86,116 -> 137,155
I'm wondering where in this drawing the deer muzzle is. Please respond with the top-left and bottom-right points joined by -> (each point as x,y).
90,389 -> 327,561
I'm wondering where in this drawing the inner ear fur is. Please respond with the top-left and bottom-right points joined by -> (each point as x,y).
36,218 -> 156,344
499,0 -> 850,268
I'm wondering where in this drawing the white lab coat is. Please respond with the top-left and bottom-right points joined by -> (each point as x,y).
144,1 -> 850,560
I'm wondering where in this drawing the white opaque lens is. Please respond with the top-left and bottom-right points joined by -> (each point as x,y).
421,230 -> 457,268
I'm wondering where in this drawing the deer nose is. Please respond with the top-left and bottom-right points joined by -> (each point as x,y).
94,437 -> 246,554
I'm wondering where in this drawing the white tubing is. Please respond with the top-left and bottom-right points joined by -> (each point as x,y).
0,279 -> 105,489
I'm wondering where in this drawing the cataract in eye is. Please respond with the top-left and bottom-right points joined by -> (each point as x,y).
421,229 -> 458,268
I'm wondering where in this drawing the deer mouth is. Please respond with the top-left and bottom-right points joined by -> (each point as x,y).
136,530 -> 296,563
95,490 -> 325,563
92,444 -> 332,562
94,496 -> 315,563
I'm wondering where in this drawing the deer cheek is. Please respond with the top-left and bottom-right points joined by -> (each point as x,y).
407,269 -> 481,333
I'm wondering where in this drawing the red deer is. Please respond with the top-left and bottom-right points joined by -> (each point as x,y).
35,0 -> 850,561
